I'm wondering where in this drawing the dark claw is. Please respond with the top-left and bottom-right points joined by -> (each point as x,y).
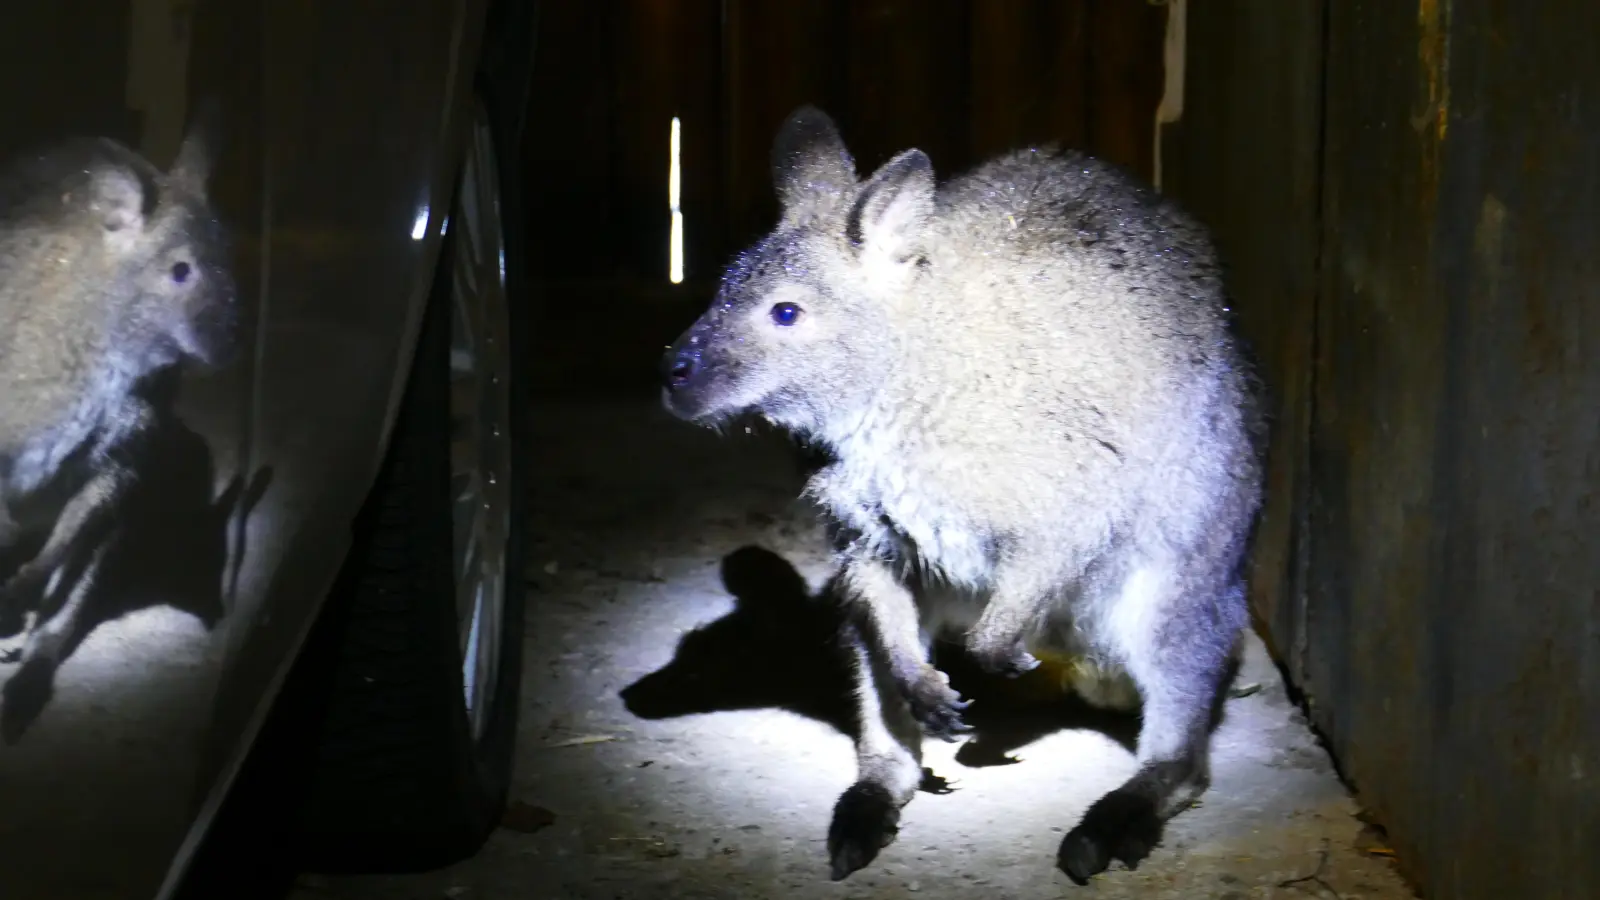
907,693 -> 973,741
974,644 -> 1041,679
1002,650 -> 1042,678
827,781 -> 901,880
1057,789 -> 1163,885
903,666 -> 973,741
919,767 -> 958,795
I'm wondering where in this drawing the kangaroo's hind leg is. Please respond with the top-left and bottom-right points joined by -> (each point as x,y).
1058,565 -> 1246,885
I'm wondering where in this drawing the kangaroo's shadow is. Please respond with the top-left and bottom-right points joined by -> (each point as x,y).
0,367 -> 274,744
620,545 -> 859,738
619,545 -> 1143,772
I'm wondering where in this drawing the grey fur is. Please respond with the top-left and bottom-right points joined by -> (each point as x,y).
0,122 -> 236,695
662,106 -> 1266,885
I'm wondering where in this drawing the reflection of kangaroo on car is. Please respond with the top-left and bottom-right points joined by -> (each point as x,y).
0,367 -> 272,743
0,118 -> 241,739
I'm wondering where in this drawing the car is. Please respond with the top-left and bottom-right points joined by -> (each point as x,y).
0,3 -> 539,898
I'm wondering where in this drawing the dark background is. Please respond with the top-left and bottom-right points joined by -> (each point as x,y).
521,0 -> 1168,391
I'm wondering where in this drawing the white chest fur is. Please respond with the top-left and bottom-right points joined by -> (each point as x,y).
809,448 -> 994,592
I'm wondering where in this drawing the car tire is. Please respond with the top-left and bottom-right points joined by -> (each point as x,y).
286,84 -> 531,875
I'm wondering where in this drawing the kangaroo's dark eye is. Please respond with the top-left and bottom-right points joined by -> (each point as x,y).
170,261 -> 192,284
770,302 -> 802,326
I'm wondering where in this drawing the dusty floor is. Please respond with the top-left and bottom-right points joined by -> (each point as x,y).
288,396 -> 1417,900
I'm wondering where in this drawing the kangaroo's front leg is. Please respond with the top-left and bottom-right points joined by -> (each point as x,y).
826,611 -> 941,880
839,554 -> 971,740
965,560 -> 1058,678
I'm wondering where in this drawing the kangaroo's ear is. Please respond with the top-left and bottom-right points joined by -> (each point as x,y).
88,165 -> 148,238
771,105 -> 857,213
846,148 -> 935,265
169,95 -> 224,197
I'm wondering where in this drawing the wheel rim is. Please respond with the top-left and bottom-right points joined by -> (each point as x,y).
449,102 -> 513,745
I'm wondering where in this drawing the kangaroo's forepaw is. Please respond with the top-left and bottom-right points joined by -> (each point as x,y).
971,638 -> 1041,679
902,665 -> 972,741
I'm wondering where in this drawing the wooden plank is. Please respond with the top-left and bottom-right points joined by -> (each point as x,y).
841,0 -> 971,179
610,0 -> 724,283
538,0 -> 1172,343
524,1 -> 617,280
1085,0 -> 1167,181
0,1 -> 134,160
721,0 -> 851,252
967,0 -> 1091,162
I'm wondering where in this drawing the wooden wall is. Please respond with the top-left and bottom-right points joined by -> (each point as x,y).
1168,2 -> 1600,898
523,1 -> 1169,392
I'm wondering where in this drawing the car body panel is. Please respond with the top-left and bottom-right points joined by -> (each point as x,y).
0,2 -> 498,897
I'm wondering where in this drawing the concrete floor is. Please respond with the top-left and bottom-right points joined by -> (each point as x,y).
288,396 -> 1418,900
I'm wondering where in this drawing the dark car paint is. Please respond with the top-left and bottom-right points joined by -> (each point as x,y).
0,2 -> 532,898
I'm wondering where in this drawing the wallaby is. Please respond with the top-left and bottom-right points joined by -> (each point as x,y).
660,105 -> 1266,885
0,120 -> 237,696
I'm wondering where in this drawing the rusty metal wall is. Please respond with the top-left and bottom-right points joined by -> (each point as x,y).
1174,2 -> 1600,898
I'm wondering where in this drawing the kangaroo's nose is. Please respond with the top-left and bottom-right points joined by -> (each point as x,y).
663,348 -> 697,389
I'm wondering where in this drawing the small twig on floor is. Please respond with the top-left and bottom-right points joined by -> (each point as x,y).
546,733 -> 619,748
1277,839 -> 1341,899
